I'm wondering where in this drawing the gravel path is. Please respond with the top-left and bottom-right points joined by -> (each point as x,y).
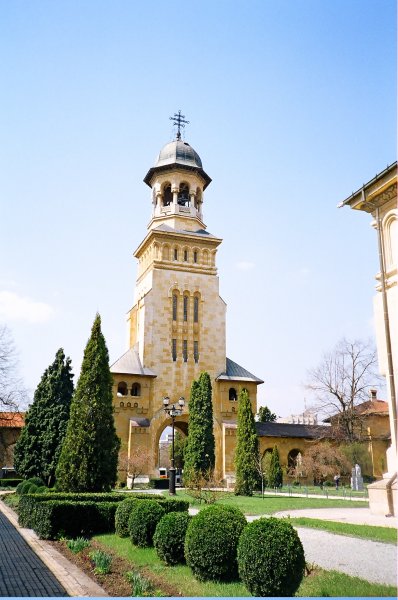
296,527 -> 397,586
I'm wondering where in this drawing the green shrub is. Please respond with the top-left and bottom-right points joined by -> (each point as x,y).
27,484 -> 39,494
162,498 -> 189,514
19,499 -> 119,539
115,498 -> 140,537
35,486 -> 48,493
89,549 -> 112,574
67,537 -> 90,553
148,478 -> 169,489
19,481 -> 34,495
153,511 -> 190,565
126,571 -> 154,596
27,477 -> 45,487
0,478 -> 23,488
237,517 -> 305,597
128,500 -> 165,547
185,504 -> 246,581
16,481 -> 26,494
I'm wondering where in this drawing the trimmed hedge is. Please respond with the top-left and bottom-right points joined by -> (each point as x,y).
0,478 -> 23,488
128,500 -> 166,547
149,478 -> 169,489
185,505 -> 246,582
154,511 -> 190,565
20,500 -> 119,539
237,517 -> 305,597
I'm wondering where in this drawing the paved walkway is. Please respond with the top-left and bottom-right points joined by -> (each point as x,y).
0,509 -> 67,597
0,501 -> 107,597
274,506 -> 398,528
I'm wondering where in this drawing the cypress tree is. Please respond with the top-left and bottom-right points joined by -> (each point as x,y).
14,349 -> 74,486
184,372 -> 215,481
234,388 -> 259,496
56,314 -> 120,492
268,445 -> 283,488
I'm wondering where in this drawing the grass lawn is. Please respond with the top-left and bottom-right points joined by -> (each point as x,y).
169,490 -> 369,515
95,533 -> 397,597
289,517 -> 398,544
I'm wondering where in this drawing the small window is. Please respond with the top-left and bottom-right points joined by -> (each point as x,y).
193,297 -> 199,323
172,339 -> 177,362
172,294 -> 178,321
193,251 -> 198,263
117,382 -> 128,396
183,296 -> 188,321
194,341 -> 199,363
184,249 -> 188,262
229,388 -> 237,401
120,402 -> 124,407
131,383 -> 141,397
174,248 -> 178,261
183,340 -> 188,362
178,183 -> 190,206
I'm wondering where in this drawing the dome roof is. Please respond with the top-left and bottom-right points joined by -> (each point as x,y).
155,140 -> 203,169
144,138 -> 211,189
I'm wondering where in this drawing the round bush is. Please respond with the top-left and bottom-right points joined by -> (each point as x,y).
128,499 -> 166,547
115,498 -> 140,537
26,483 -> 38,494
35,486 -> 48,493
27,477 -> 45,487
185,504 -> 246,582
237,517 -> 305,597
153,511 -> 190,565
19,482 -> 35,495
16,481 -> 26,495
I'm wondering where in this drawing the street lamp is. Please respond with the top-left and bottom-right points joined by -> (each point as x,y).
163,396 -> 185,495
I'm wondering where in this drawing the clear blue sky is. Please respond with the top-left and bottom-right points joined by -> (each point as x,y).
1,0 -> 396,417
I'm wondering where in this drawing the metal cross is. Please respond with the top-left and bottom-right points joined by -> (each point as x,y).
169,110 -> 189,140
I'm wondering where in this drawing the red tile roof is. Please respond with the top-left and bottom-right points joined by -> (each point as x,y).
355,400 -> 389,416
0,412 -> 25,428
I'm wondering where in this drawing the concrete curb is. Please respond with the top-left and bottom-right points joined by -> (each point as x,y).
0,500 -> 108,597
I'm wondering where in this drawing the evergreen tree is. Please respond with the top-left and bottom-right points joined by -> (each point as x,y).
234,388 -> 259,496
14,349 -> 73,486
257,405 -> 277,422
268,445 -> 283,488
56,314 -> 120,492
184,372 -> 215,481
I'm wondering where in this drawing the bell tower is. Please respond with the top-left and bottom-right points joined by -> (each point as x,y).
111,114 -> 263,484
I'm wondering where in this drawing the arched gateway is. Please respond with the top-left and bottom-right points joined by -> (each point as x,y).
110,117 -> 263,486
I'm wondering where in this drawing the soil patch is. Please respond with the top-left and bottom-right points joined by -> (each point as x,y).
50,539 -> 182,597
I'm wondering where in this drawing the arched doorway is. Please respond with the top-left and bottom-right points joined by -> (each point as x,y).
155,418 -> 188,482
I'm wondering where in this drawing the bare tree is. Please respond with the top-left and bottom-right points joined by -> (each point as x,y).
306,338 -> 380,441
0,325 -> 27,413
0,325 -> 27,468
289,442 -> 350,484
119,446 -> 150,489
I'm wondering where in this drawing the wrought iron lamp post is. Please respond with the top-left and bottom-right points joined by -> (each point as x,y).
163,396 -> 185,495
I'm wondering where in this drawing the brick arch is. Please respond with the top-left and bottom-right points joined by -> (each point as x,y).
153,415 -> 189,469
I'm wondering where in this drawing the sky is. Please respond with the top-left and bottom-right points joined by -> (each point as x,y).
0,0 -> 396,418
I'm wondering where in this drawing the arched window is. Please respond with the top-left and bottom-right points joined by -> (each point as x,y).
193,296 -> 199,323
172,294 -> 178,321
117,381 -> 128,396
184,249 -> 188,262
173,247 -> 178,261
194,341 -> 199,363
178,183 -> 190,206
131,383 -> 141,397
193,250 -> 198,263
183,296 -> 188,321
203,250 -> 209,265
172,338 -> 177,362
163,245 -> 170,261
163,185 -> 172,206
229,388 -> 237,401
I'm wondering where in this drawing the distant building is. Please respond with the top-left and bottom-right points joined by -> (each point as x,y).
277,408 -> 319,425
0,412 -> 25,471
